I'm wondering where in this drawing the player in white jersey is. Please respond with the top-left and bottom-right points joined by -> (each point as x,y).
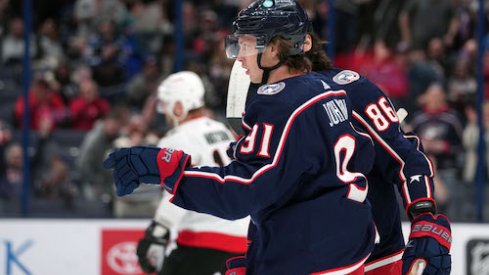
136,71 -> 249,275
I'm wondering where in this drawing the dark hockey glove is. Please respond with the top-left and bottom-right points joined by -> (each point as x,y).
137,221 -> 170,274
402,213 -> 452,275
103,146 -> 191,196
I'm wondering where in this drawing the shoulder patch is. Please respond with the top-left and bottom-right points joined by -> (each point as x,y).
257,82 -> 286,95
332,70 -> 360,85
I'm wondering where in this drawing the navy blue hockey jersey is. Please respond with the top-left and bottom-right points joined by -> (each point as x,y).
170,72 -> 377,274
318,69 -> 436,266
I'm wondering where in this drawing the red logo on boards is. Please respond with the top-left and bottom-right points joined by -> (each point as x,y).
101,229 -> 145,275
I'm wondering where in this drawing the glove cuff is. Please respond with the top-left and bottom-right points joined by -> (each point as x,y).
226,256 -> 247,269
409,213 -> 452,250
156,148 -> 192,194
406,198 -> 437,221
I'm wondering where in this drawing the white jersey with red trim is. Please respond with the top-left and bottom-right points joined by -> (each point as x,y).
155,116 -> 249,253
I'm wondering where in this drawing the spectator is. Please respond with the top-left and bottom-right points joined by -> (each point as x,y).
451,0 -> 477,52
192,9 -> 223,60
0,117 -> 67,216
73,0 -> 127,39
181,1 -> 199,49
127,0 -> 171,54
201,0 -> 240,29
14,76 -> 67,131
34,155 -> 78,209
332,0 -> 362,54
426,37 -> 450,78
1,17 -> 37,65
0,142 -> 23,214
69,79 -> 110,130
447,57 -> 477,117
460,38 -> 478,69
30,117 -> 79,214
0,119 -> 13,174
456,102 -> 489,221
113,114 -> 158,149
462,102 -> 489,185
128,0 -> 166,34
311,0 -> 328,40
410,82 -> 464,217
411,83 -> 463,168
72,64 -> 93,84
73,0 -> 97,39
37,18 -> 65,67
76,105 -> 128,206
399,0 -> 459,51
90,47 -> 126,87
53,61 -> 78,102
87,19 -> 141,86
0,0 -> 13,40
126,56 -> 162,110
404,48 -> 445,116
354,40 -> 409,107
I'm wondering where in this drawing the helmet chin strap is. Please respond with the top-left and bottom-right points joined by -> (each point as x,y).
257,53 -> 285,85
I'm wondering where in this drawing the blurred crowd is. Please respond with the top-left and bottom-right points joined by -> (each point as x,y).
0,0 -> 488,221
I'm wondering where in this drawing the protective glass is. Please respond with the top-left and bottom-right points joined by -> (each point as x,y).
225,34 -> 266,59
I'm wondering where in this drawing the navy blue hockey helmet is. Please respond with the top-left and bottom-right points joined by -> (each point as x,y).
225,0 -> 311,59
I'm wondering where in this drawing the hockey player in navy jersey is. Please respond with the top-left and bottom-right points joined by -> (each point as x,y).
224,14 -> 452,275
226,32 -> 453,275
301,33 -> 452,275
104,0 -> 378,274
225,34 -> 452,274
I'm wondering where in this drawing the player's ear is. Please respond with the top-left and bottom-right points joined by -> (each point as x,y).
173,101 -> 184,118
267,40 -> 280,59
304,34 -> 312,52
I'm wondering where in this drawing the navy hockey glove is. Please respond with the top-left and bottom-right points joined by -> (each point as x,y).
137,221 -> 169,274
402,213 -> 452,275
103,146 -> 191,196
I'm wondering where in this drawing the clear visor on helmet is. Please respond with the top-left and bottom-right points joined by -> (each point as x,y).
225,34 -> 266,59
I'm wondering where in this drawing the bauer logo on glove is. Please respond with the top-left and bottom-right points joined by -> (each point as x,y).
402,213 -> 452,275
161,148 -> 175,162
410,220 -> 452,249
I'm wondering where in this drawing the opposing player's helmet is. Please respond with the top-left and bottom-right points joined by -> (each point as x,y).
157,71 -> 205,119
225,0 -> 311,59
